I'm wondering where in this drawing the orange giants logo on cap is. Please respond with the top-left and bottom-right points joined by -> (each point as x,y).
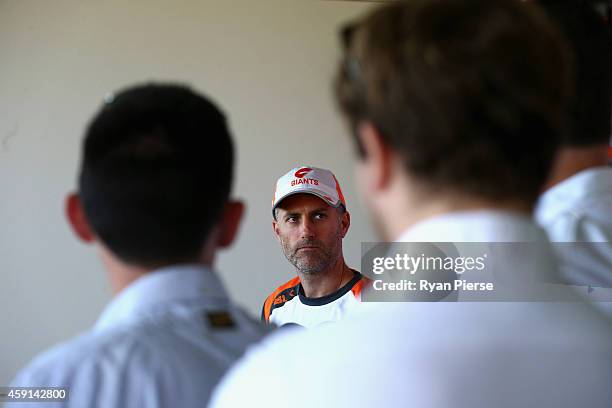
294,167 -> 312,178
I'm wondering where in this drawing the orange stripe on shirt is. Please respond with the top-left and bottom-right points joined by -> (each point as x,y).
351,276 -> 372,299
263,276 -> 301,322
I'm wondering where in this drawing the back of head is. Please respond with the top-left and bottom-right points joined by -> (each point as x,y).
537,0 -> 612,147
79,83 -> 233,267
336,0 -> 571,205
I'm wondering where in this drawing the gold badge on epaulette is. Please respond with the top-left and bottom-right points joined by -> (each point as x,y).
206,311 -> 236,329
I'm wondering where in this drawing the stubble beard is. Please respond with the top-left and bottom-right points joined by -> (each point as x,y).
282,236 -> 342,276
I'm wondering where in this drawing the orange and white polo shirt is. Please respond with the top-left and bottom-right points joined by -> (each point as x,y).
261,270 -> 367,328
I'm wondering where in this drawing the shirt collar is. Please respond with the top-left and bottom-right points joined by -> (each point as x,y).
396,210 -> 548,242
535,167 -> 612,225
394,210 -> 561,286
94,264 -> 230,332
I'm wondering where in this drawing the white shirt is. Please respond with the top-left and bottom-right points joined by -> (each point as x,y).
8,265 -> 268,408
535,167 -> 612,288
210,211 -> 612,408
262,271 -> 366,328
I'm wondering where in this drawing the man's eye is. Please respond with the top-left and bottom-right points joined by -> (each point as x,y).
314,213 -> 327,220
286,217 -> 297,223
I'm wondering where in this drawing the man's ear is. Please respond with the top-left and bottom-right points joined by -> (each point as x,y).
217,200 -> 245,248
65,193 -> 96,243
357,121 -> 393,193
340,210 -> 350,238
272,219 -> 281,242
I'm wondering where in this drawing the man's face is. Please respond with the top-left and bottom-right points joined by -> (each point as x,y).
273,194 -> 349,275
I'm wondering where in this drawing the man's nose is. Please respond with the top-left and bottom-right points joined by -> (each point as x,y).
299,218 -> 316,239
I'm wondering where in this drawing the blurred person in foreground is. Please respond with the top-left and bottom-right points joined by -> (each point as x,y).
8,84 -> 268,407
534,0 -> 612,293
262,166 -> 366,328
210,1 -> 612,407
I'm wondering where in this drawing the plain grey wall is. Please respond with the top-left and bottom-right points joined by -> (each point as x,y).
0,0 -> 376,384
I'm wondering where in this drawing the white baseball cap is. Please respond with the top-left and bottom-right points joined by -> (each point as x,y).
272,166 -> 347,218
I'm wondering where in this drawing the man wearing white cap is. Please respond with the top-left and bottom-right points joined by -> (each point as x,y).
261,166 -> 365,328
210,1 -> 612,407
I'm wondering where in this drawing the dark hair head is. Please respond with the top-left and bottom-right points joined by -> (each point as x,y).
335,0 -> 572,205
79,83 -> 233,267
537,0 -> 612,146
